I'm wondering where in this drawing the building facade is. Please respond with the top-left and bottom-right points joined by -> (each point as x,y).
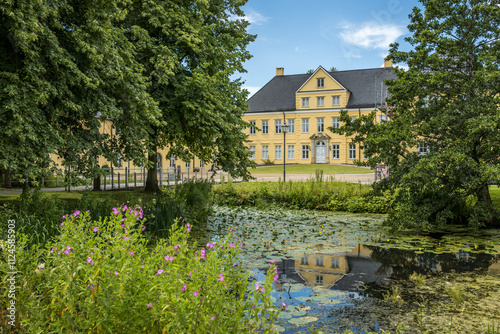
244,61 -> 396,165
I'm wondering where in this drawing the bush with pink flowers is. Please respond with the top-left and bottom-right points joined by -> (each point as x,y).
15,206 -> 280,333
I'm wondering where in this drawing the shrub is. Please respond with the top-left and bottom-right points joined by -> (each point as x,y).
7,207 -> 280,333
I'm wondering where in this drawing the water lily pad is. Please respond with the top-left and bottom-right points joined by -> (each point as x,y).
288,316 -> 318,326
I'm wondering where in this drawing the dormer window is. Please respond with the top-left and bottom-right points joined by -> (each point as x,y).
317,78 -> 324,88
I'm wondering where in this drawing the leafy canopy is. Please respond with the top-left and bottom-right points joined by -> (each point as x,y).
333,0 -> 500,229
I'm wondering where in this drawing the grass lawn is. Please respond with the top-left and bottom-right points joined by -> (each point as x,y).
490,186 -> 500,208
0,190 -> 152,207
249,164 -> 373,174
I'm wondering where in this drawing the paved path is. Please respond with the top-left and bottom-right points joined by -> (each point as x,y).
0,172 -> 374,195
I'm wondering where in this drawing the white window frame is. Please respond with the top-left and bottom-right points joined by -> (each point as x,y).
379,115 -> 387,123
186,161 -> 190,168
249,121 -> 256,134
262,145 -> 269,160
287,145 -> 295,160
287,119 -> 295,133
316,275 -> 324,285
200,160 -> 204,168
302,118 -> 309,133
316,256 -> 324,267
332,144 -> 340,159
317,78 -> 324,88
332,117 -> 340,129
317,96 -> 324,107
249,146 -> 256,159
116,154 -> 123,168
331,257 -> 339,268
349,144 -> 356,159
302,145 -> 310,159
418,142 -> 429,156
170,155 -> 176,168
275,120 -> 282,134
317,118 -> 324,133
157,153 -> 162,169
301,256 -> 308,265
262,120 -> 268,134
302,97 -> 309,107
275,145 -> 282,160
332,95 -> 340,106
351,116 -> 357,121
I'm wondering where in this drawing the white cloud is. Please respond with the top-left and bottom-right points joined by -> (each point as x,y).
232,10 -> 268,26
243,86 -> 261,98
340,23 -> 404,50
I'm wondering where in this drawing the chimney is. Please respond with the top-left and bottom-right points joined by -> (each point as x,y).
276,67 -> 284,76
384,58 -> 393,68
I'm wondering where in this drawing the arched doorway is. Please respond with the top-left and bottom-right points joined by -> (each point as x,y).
316,141 -> 326,163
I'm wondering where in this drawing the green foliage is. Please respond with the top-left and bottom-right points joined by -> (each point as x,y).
333,0 -> 500,229
2,208 -> 280,333
262,159 -> 275,165
409,272 -> 426,288
383,286 -> 404,306
212,178 -> 393,213
445,283 -> 465,309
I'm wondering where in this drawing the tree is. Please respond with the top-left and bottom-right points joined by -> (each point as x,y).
329,66 -> 338,72
333,0 -> 500,229
0,1 -> 159,187
124,0 -> 256,192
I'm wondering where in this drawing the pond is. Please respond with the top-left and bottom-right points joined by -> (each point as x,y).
199,206 -> 500,333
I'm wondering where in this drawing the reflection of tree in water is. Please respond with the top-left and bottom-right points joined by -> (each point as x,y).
367,246 -> 498,280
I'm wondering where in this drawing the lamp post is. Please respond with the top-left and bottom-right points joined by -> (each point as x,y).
281,123 -> 289,182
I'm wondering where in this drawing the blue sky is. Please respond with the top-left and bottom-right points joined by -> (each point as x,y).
238,0 -> 421,96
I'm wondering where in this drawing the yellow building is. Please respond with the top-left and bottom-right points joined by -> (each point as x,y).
244,62 -> 396,165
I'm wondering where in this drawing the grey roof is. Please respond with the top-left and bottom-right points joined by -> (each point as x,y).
247,67 -> 397,113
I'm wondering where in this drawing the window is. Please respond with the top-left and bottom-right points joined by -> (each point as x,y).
302,97 -> 309,107
418,142 -> 429,156
262,120 -> 268,134
301,256 -> 309,265
332,117 -> 340,129
316,256 -> 324,267
379,115 -> 387,123
275,145 -> 282,160
349,144 -> 356,159
170,155 -> 176,168
275,120 -> 282,134
249,121 -> 256,134
288,145 -> 295,160
332,95 -> 340,106
315,275 -> 324,285
332,145 -> 340,159
186,161 -> 190,168
157,153 -> 162,169
200,160 -> 204,168
262,145 -> 269,160
302,119 -> 309,133
249,146 -> 256,159
317,96 -> 324,107
287,119 -> 295,133
331,257 -> 340,268
317,118 -> 324,132
351,116 -> 357,121
317,78 -> 324,88
302,145 -> 310,159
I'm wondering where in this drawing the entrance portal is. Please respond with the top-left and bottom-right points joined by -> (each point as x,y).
316,141 -> 326,163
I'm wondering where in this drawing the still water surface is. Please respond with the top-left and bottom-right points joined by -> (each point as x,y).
201,206 -> 500,333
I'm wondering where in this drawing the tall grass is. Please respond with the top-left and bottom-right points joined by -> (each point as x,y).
213,175 -> 393,213
0,180 -> 213,245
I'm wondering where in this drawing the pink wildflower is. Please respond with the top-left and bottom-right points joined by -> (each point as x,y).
210,315 -> 216,321
129,251 -> 134,255
193,291 -> 198,297
157,269 -> 163,275
112,207 -> 120,215
93,228 -> 99,233
141,265 -> 144,269
218,274 -> 224,282
147,303 -> 152,308
255,283 -> 260,291
181,284 -> 187,292
142,225 -> 146,231
114,271 -> 119,275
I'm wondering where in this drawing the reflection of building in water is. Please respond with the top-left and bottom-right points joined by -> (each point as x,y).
488,259 -> 500,276
293,244 -> 391,290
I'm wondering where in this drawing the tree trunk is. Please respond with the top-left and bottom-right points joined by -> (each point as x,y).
477,182 -> 497,226
4,168 -> 11,188
93,176 -> 101,191
145,146 -> 160,193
